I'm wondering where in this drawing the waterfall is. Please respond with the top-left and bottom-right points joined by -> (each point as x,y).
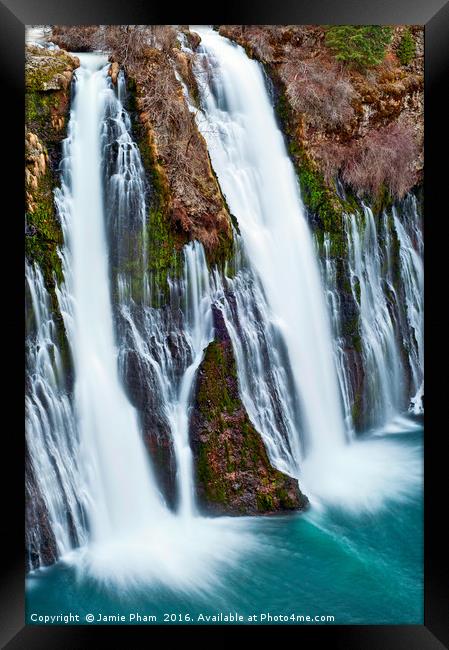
55,54 -> 165,543
344,197 -> 424,429
116,242 -> 213,517
320,234 -> 356,436
346,205 -> 406,427
26,29 -> 424,586
25,263 -> 87,566
392,196 -> 424,414
212,260 -> 303,477
193,27 -> 347,464
97,65 -> 214,516
26,52 -> 252,584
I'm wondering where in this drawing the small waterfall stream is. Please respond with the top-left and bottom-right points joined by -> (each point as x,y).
393,196 -> 424,414
25,263 -> 86,565
99,65 -> 214,517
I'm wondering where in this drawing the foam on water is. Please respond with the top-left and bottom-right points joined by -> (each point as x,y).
300,435 -> 422,514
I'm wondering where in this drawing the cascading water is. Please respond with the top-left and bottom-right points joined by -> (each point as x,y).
26,28 -> 424,624
344,196 -> 424,429
116,242 -> 213,517
213,265 -> 303,478
346,205 -> 406,427
193,27 -> 347,466
392,195 -> 424,414
25,263 -> 86,567
98,66 -> 214,517
26,52 -> 252,586
320,233 -> 356,436
55,54 -> 166,544
191,27 -> 422,512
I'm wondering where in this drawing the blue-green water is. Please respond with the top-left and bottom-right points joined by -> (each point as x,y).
26,429 -> 423,625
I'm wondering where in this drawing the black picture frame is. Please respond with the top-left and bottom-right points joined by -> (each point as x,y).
1,0 -> 447,647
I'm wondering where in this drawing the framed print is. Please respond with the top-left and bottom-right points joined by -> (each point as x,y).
0,0 -> 447,647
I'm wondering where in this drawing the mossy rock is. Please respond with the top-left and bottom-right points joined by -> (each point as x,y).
190,307 -> 308,515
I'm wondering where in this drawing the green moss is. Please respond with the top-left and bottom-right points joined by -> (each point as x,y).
351,392 -> 363,430
397,29 -> 416,66
371,183 -> 394,216
257,493 -> 274,511
25,52 -> 74,92
25,51 -> 75,379
296,149 -> 345,238
272,84 -> 350,258
196,341 -> 240,420
325,26 -> 393,69
193,336 -> 305,513
25,164 -> 63,310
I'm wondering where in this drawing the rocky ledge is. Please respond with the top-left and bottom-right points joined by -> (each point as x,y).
190,306 -> 309,515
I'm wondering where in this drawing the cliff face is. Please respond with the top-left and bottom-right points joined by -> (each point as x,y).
218,25 -> 423,201
103,34 -> 234,305
190,307 -> 308,515
25,45 -> 79,297
25,45 -> 79,571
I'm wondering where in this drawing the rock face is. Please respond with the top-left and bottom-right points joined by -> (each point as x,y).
108,61 -> 119,84
126,46 -> 234,273
25,45 -> 79,295
25,45 -> 79,571
218,25 -> 423,198
190,307 -> 308,515
25,445 -> 57,571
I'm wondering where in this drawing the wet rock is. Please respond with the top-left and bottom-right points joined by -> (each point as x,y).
190,306 -> 308,515
108,61 -> 120,85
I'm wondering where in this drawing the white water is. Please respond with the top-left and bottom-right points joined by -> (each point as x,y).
99,66 -> 214,516
26,34 -> 424,585
194,27 -> 347,462
25,263 -> 86,563
117,243 -> 213,518
213,266 -> 303,477
48,54 -> 251,586
320,233 -> 356,436
393,196 -> 424,414
344,198 -> 424,428
190,27 -> 423,513
56,54 -> 165,542
346,205 -> 406,428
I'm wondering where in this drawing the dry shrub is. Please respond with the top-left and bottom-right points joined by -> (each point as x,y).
244,26 -> 277,63
281,57 -> 355,129
314,142 -> 346,185
104,25 -> 177,73
50,25 -> 102,51
341,121 -> 418,198
316,120 -> 419,198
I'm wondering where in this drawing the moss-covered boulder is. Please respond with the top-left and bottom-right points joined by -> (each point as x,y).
190,307 -> 309,515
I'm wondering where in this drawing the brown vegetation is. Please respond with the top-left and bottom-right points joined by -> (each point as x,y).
103,25 -> 232,257
316,121 -> 419,199
281,57 -> 355,129
219,24 -> 423,201
50,25 -> 102,51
